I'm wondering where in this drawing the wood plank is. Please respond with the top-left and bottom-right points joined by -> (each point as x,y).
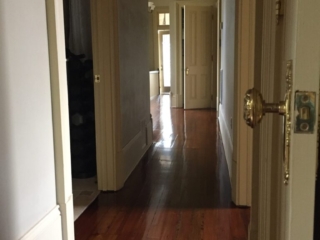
74,95 -> 250,239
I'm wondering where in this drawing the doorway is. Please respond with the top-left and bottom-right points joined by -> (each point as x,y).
63,0 -> 99,221
158,30 -> 171,94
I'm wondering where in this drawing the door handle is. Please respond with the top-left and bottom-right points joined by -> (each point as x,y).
243,60 -> 292,185
186,67 -> 189,75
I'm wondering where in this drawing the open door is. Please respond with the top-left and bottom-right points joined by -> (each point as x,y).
184,6 -> 213,109
245,0 -> 320,239
91,0 -> 120,191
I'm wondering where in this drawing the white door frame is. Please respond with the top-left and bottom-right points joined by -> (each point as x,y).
216,0 -> 221,113
170,0 -> 217,108
46,0 -> 74,239
158,30 -> 171,93
47,0 -> 122,238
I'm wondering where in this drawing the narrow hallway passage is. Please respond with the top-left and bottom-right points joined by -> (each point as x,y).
74,95 -> 250,240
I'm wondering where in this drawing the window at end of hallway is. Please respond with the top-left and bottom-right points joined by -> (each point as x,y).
159,13 -> 170,26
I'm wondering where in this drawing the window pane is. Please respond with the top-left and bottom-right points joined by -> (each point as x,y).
159,13 -> 170,26
165,13 -> 170,25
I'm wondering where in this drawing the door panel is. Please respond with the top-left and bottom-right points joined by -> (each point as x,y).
91,0 -> 120,190
184,6 -> 213,109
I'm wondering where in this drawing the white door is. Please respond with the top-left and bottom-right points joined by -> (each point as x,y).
184,6 -> 213,109
91,0 -> 120,191
246,0 -> 320,239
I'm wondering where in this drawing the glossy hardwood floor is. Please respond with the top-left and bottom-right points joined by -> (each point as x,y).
74,95 -> 250,240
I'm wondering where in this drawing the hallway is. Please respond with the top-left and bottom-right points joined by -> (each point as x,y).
74,95 -> 250,239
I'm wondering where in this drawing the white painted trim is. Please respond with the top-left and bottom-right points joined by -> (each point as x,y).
153,6 -> 170,72
216,0 -> 221,114
46,0 -> 74,239
218,105 -> 233,178
20,206 -> 62,240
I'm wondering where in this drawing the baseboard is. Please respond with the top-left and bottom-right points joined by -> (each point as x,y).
60,195 -> 75,239
116,118 -> 153,189
231,158 -> 238,203
20,206 -> 62,240
218,107 -> 233,179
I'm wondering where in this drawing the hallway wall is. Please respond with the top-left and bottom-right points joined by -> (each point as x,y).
0,0 -> 60,239
118,0 -> 150,148
117,0 -> 153,186
219,0 -> 236,178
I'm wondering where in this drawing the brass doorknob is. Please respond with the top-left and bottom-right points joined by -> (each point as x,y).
243,88 -> 286,128
186,67 -> 189,75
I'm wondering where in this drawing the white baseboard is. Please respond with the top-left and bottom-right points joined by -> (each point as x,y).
218,107 -> 233,179
60,195 -> 75,239
20,206 -> 62,240
231,158 -> 238,203
116,118 -> 153,189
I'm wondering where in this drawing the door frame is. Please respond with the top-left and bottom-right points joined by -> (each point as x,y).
46,0 -> 74,239
216,0 -> 221,113
170,0 -> 217,108
153,6 -> 170,73
47,0 -> 121,238
158,30 -> 171,93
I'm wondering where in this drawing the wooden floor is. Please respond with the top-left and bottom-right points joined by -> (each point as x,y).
74,95 -> 250,240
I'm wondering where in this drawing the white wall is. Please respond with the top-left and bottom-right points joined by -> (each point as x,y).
219,0 -> 235,177
0,0 -> 58,239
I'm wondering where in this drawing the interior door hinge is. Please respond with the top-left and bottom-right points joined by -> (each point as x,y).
220,22 -> 223,30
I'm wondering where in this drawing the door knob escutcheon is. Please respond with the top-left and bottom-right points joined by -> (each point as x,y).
243,60 -> 292,185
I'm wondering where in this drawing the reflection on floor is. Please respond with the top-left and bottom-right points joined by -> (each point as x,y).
73,177 -> 100,220
74,95 -> 250,239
